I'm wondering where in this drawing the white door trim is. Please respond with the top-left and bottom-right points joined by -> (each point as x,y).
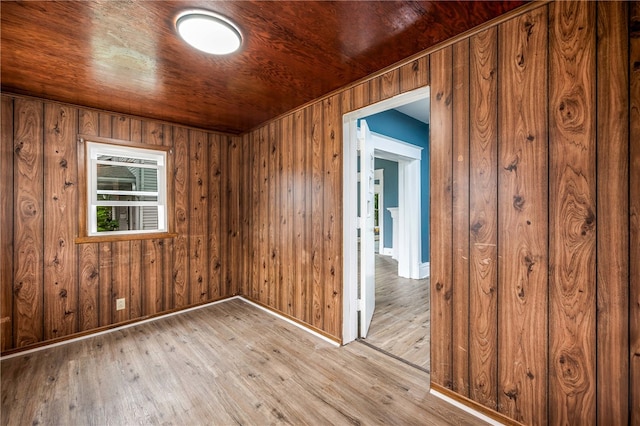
342,87 -> 429,344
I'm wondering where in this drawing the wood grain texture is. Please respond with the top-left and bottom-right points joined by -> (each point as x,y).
128,122 -> 143,320
227,135 -> 242,297
630,2 -> 640,424
0,299 -> 486,426
430,45 -> 454,389
2,95 -> 237,353
280,114 -> 294,316
240,134 -> 252,298
208,133 -> 222,301
399,57 -> 429,94
468,27 -> 498,410
189,130 -> 209,304
365,254 -> 430,369
350,81 -> 371,112
451,38 -> 470,397
246,132 -> 258,301
497,7 -> 549,424
43,103 -> 78,339
1,96 -> 14,351
3,1 -> 526,134
13,98 -> 44,348
268,122 -> 280,309
596,2 -> 630,424
257,126 -> 269,305
303,108 -> 314,325
380,68 -> 400,100
77,110 -> 100,332
310,102 -> 324,330
97,113 -> 113,327
322,95 -> 342,338
141,121 -> 166,316
172,126 -> 189,308
549,1 -> 597,423
292,109 -> 307,322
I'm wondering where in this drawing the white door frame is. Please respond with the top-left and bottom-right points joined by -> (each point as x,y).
342,87 -> 429,344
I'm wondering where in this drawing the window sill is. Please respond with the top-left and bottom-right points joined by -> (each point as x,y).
75,232 -> 178,244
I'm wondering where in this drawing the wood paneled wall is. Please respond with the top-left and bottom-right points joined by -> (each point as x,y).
240,1 -> 637,425
429,1 -> 638,425
1,1 -> 637,425
0,96 -> 242,351
240,57 -> 430,339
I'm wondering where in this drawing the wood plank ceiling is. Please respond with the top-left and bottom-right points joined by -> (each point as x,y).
1,0 -> 526,134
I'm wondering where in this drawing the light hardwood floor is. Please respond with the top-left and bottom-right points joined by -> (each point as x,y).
1,298 -> 482,425
364,254 -> 430,370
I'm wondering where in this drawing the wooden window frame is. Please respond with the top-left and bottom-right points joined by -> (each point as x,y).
75,135 -> 177,243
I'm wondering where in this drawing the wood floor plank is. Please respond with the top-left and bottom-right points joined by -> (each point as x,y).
1,298 -> 485,426
365,254 -> 429,370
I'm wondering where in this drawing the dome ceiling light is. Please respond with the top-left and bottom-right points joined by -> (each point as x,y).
176,10 -> 242,55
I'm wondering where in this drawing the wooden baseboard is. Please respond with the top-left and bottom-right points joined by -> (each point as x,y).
430,383 -> 524,426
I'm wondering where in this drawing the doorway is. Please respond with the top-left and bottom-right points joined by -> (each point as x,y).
342,87 -> 430,350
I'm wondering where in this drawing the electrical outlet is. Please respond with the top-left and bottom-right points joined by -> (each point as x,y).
116,298 -> 126,311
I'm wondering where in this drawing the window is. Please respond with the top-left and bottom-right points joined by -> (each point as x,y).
76,136 -> 175,243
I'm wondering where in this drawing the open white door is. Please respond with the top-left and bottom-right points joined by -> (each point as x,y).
359,120 -> 376,337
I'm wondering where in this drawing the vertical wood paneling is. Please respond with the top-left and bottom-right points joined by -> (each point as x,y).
468,27 -> 498,409
161,126 -> 174,311
380,69 -> 400,100
268,121 -> 280,309
111,116 -> 132,323
369,77 -> 381,105
219,135 -> 229,298
596,2 -> 629,423
310,102 -> 324,329
3,94 -> 236,352
97,114 -> 113,327
230,134 -> 241,295
43,103 -> 78,339
399,57 -> 430,93
322,95 -> 342,337
497,7 -> 549,424
629,2 -> 640,423
351,82 -> 371,112
141,121 -> 165,316
246,132 -> 258,300
128,240 -> 142,318
128,121 -> 143,319
1,96 -> 14,351
172,126 -> 189,308
240,134 -> 251,295
189,130 -> 209,304
549,2 -> 597,423
13,98 -> 44,348
77,110 -> 100,331
2,5 -> 637,425
281,114 -> 294,315
303,108 -> 314,324
430,46 -> 454,388
292,109 -> 307,321
227,136 -> 241,296
451,38 -> 470,397
257,126 -> 269,304
208,133 -> 222,300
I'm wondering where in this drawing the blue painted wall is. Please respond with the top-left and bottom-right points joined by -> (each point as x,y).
360,110 -> 430,262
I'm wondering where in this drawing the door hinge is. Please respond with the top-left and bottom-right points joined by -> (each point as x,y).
356,299 -> 362,311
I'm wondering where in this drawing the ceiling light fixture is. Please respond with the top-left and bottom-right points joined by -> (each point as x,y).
176,10 -> 242,55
